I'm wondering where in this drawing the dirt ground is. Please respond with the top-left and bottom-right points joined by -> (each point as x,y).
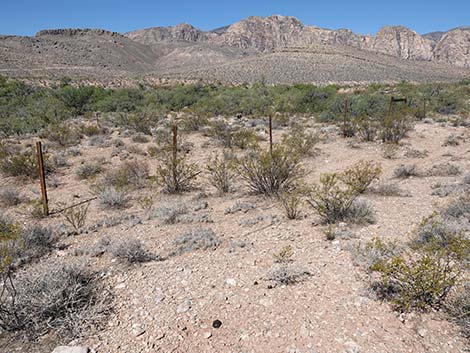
1,116 -> 469,353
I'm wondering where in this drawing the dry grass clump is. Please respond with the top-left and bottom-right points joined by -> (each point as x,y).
0,187 -> 24,206
372,182 -> 408,197
103,160 -> 149,189
277,189 -> 303,220
266,265 -> 311,286
426,163 -> 461,177
76,161 -> 104,180
446,285 -> 470,340
95,186 -> 130,209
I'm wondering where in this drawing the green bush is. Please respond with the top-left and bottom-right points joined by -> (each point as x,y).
206,151 -> 236,194
235,146 -> 304,196
340,160 -> 382,194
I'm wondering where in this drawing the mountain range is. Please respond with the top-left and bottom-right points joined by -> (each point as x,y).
0,15 -> 469,85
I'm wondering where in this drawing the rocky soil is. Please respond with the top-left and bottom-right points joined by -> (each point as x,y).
1,113 -> 469,353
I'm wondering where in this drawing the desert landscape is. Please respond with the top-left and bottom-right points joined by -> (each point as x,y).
0,10 -> 469,353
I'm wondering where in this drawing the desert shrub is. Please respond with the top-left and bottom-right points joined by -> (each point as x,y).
152,202 -> 188,224
0,147 -> 38,178
131,133 -> 150,143
76,162 -> 104,180
372,182 -> 406,196
111,238 -> 155,263
232,128 -> 259,149
463,174 -> 470,185
393,164 -> 419,178
443,195 -> 470,219
208,120 -> 234,148
277,189 -> 303,220
446,285 -> 470,339
95,186 -> 130,209
180,114 -> 209,132
0,187 -> 23,206
355,115 -> 379,141
171,228 -> 221,256
156,152 -> 200,193
0,215 -> 21,273
0,262 -> 108,339
379,114 -> 413,143
41,123 -> 81,147
273,245 -> 294,263
443,134 -> 460,147
382,143 -> 399,159
103,160 -> 149,189
345,199 -> 376,224
373,252 -> 460,312
63,203 -> 90,230
426,163 -> 461,177
235,146 -> 304,196
266,265 -> 310,286
354,237 -> 401,271
281,124 -> 318,157
78,123 -> 104,137
206,151 -> 236,194
306,173 -> 367,224
340,160 -> 382,194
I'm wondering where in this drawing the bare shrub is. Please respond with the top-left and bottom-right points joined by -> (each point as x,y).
372,182 -> 407,197
95,186 -> 130,209
156,151 -> 200,194
0,262 -> 109,339
111,238 -> 155,263
266,265 -> 310,286
426,163 -> 461,177
379,114 -> 413,143
353,237 -> 401,271
76,162 -> 104,180
63,203 -> 90,230
171,228 -> 221,256
235,146 -> 304,196
104,160 -> 149,189
277,189 -> 303,220
446,285 -> 470,340
206,151 -> 236,194
0,187 -> 24,206
393,164 -> 419,178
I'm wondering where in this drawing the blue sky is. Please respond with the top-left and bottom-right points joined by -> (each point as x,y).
1,0 -> 468,36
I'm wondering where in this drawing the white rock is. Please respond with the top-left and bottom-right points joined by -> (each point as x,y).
177,299 -> 192,313
225,278 -> 237,286
52,347 -> 89,353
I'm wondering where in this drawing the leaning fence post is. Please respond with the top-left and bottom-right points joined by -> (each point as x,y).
268,115 -> 273,154
172,124 -> 178,187
36,141 -> 49,216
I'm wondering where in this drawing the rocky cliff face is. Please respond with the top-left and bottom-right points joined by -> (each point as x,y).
433,28 -> 470,68
126,15 -> 470,68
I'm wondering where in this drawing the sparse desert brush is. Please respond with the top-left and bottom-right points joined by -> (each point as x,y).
131,133 -> 151,143
277,188 -> 303,220
372,182 -> 407,197
354,237 -> 401,271
379,114 -> 413,143
235,146 -> 304,196
355,115 -> 379,141
62,203 -> 90,231
0,187 -> 24,206
232,127 -> 259,150
0,147 -> 39,178
306,170 -> 375,224
393,164 -> 419,178
443,134 -> 460,147
111,238 -> 155,264
281,124 -> 319,157
171,228 -> 221,256
0,215 -> 22,273
273,245 -> 294,263
426,163 -> 461,177
206,151 -> 236,194
208,119 -> 234,148
103,159 -> 149,189
0,261 -> 109,339
339,160 -> 382,194
382,143 -> 399,159
446,285 -> 470,340
41,122 -> 81,147
180,114 -> 209,132
76,161 -> 104,180
156,151 -> 200,193
372,251 -> 461,312
94,185 -> 130,209
78,123 -> 105,137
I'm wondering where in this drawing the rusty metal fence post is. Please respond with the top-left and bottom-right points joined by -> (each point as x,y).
268,115 -> 273,154
172,124 -> 178,188
36,141 -> 49,216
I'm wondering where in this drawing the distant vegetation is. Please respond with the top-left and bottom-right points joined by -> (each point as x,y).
0,75 -> 468,136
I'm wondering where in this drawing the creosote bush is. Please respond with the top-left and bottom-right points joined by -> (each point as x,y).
340,160 -> 382,194
306,165 -> 376,225
157,151 -> 200,193
281,124 -> 318,157
235,146 -> 304,196
277,188 -> 303,220
206,151 -> 235,194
